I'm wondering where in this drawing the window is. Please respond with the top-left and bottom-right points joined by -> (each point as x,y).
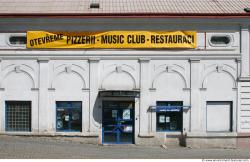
156,101 -> 183,131
9,36 -> 27,45
56,101 -> 82,132
206,101 -> 232,132
210,35 -> 231,46
5,101 -> 31,132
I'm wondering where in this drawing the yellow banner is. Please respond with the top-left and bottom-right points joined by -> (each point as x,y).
26,31 -> 196,49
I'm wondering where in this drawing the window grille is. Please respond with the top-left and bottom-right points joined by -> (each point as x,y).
5,101 -> 31,132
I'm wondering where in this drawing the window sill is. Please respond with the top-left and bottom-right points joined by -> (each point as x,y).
156,131 -> 182,135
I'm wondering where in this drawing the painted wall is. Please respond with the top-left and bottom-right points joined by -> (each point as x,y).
0,18 -> 249,145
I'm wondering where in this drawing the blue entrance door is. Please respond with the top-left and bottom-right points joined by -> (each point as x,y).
102,101 -> 134,144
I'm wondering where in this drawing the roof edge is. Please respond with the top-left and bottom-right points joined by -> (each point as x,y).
0,12 -> 250,18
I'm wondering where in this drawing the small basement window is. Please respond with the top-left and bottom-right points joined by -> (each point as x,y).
9,36 -> 27,45
210,35 -> 231,46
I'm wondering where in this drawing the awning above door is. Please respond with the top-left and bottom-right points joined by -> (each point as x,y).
99,90 -> 140,98
148,105 -> 191,112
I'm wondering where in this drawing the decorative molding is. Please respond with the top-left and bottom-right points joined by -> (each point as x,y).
238,77 -> 250,82
232,87 -> 238,91
82,88 -> 90,92
65,66 -> 72,73
138,58 -> 151,63
37,58 -> 50,63
51,64 -> 87,89
235,58 -> 241,63
199,88 -> 207,91
201,64 -> 237,89
100,69 -> 137,90
88,58 -> 100,63
152,69 -> 188,89
216,66 -> 223,73
189,59 -> 200,63
14,66 -> 21,73
0,64 -> 36,88
149,88 -> 156,92
166,65 -> 173,73
115,66 -> 122,73
31,88 -> 39,91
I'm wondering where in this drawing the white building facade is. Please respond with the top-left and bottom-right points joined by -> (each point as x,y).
0,11 -> 250,148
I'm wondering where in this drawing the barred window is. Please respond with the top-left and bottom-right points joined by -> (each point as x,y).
5,101 -> 31,132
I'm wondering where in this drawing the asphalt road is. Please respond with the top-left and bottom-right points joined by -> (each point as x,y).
0,135 -> 250,159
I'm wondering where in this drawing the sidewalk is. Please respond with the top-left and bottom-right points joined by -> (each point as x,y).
0,135 -> 249,159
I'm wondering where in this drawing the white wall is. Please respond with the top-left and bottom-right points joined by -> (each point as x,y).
0,17 -> 248,139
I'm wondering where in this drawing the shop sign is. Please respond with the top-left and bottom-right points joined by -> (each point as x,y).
27,31 -> 196,49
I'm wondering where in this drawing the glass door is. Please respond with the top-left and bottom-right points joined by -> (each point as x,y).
102,101 -> 134,144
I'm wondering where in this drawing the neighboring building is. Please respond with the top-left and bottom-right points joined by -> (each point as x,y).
0,0 -> 250,148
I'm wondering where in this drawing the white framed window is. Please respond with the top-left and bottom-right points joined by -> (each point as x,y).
206,101 -> 232,132
206,32 -> 238,50
208,34 -> 232,47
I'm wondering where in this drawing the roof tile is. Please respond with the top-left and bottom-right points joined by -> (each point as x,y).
0,0 -> 249,14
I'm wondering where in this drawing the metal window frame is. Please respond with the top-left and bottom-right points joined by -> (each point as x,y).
55,101 -> 82,132
5,101 -> 32,132
152,101 -> 187,132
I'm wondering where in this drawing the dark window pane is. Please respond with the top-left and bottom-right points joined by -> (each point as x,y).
210,36 -> 230,45
104,133 -> 117,143
156,101 -> 183,131
56,101 -> 82,132
9,36 -> 27,45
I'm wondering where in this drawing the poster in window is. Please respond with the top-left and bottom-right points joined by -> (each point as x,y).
65,115 -> 69,121
123,126 -> 133,132
123,109 -> 130,120
112,110 -> 117,118
165,116 -> 170,123
170,122 -> 177,130
159,115 -> 165,123
72,112 -> 80,120
57,120 -> 63,129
